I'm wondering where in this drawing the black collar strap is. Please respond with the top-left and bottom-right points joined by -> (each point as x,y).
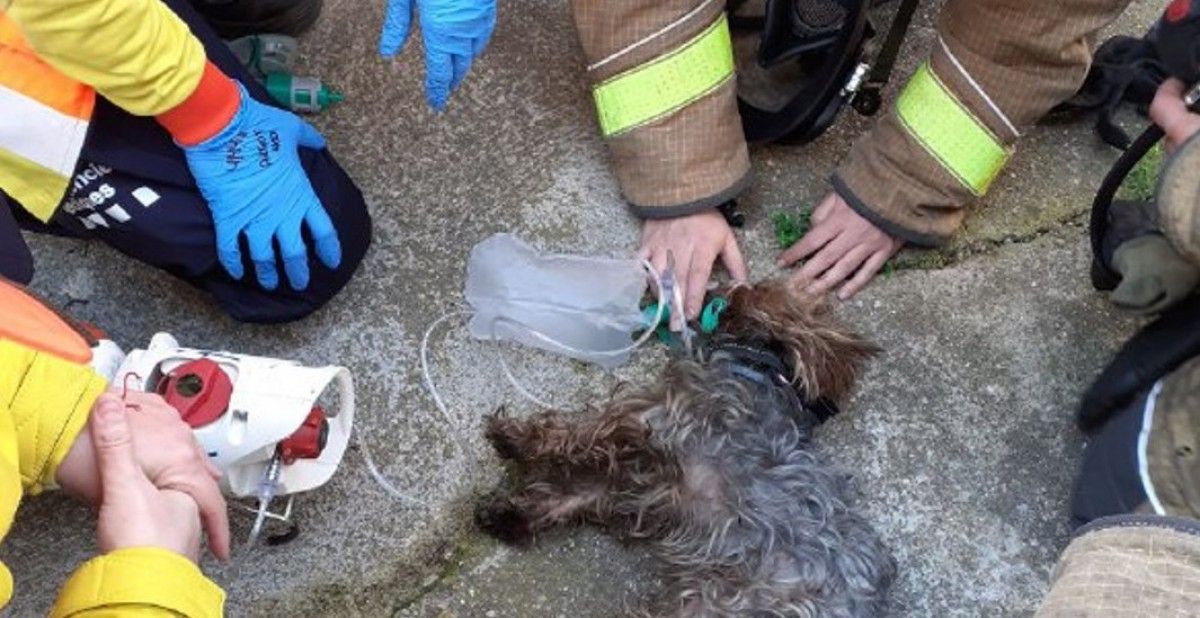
708,342 -> 840,425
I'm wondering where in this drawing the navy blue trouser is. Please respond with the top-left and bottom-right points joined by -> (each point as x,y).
1,0 -> 371,323
1071,388 -> 1152,529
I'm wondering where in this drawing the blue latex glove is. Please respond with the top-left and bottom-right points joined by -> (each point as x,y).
182,85 -> 342,291
379,0 -> 496,111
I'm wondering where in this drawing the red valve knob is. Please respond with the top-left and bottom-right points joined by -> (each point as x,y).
158,358 -> 232,428
1167,0 -> 1192,23
279,406 -> 330,465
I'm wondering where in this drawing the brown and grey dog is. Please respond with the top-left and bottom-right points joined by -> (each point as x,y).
476,280 -> 895,617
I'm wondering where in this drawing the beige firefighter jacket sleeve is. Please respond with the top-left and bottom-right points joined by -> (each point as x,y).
833,0 -> 1134,246
570,0 -> 752,218
1035,515 -> 1200,616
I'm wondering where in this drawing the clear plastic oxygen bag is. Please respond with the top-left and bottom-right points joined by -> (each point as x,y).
465,233 -> 648,369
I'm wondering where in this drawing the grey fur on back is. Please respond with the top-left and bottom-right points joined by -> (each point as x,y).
640,360 -> 894,617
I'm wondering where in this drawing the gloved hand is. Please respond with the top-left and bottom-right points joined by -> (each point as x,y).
182,84 -> 341,291
1110,234 -> 1200,314
379,0 -> 496,111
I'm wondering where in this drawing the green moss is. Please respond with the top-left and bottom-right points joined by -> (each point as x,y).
1116,142 -> 1165,202
437,533 -> 498,584
390,537 -> 487,614
891,249 -> 956,271
773,208 -> 813,250
772,212 -> 799,250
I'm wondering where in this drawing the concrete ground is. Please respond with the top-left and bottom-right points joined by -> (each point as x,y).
1,0 -> 1165,615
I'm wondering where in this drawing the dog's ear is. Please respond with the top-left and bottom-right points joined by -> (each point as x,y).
718,280 -> 879,401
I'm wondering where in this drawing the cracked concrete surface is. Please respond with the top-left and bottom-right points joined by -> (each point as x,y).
0,0 -> 1163,615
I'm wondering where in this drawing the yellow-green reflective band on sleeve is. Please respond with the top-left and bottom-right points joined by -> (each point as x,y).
593,15 -> 735,138
896,62 -> 1012,196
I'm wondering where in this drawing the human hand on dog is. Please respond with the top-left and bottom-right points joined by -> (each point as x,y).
88,394 -> 206,562
640,210 -> 748,321
57,391 -> 231,561
778,193 -> 904,300
1151,78 -> 1200,153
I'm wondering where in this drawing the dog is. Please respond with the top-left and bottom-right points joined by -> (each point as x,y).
476,280 -> 896,617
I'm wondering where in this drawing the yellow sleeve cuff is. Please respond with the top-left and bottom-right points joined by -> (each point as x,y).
0,341 -> 107,494
50,548 -> 225,618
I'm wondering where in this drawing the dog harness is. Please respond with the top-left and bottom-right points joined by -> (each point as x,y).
708,341 -> 839,428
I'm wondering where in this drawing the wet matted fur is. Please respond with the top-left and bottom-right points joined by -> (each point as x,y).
476,280 -> 895,617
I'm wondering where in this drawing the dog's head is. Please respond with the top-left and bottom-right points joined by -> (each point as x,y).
710,279 -> 879,402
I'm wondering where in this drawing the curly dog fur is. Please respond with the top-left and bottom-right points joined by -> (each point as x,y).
476,280 -> 896,617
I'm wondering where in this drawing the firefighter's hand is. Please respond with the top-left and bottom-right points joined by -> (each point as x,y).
58,392 -> 231,561
1150,78 -> 1200,153
89,394 -> 204,562
640,210 -> 748,321
778,192 -> 904,300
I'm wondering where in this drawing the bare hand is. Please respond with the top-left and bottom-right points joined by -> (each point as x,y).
89,394 -> 205,562
639,210 -> 749,320
777,193 -> 904,300
1150,78 -> 1200,153
58,390 -> 231,560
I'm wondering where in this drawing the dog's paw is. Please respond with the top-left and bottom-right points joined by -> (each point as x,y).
475,498 -> 535,546
484,416 -> 525,461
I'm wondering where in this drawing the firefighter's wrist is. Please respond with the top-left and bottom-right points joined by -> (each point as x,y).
829,174 -> 946,248
156,61 -> 241,147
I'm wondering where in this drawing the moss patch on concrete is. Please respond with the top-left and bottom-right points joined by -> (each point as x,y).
891,249 -> 958,272
1116,142 -> 1164,202
391,535 -> 494,615
772,209 -> 813,250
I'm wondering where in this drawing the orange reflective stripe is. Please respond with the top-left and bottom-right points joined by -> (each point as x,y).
0,11 -> 94,120
0,278 -> 92,364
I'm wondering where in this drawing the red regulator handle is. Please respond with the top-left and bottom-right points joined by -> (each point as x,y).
157,358 -> 232,428
279,406 -> 330,465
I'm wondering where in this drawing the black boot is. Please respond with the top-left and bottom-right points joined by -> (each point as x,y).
190,0 -> 324,38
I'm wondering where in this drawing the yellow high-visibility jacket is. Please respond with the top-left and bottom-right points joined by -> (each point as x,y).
0,277 -> 225,616
0,0 -> 237,221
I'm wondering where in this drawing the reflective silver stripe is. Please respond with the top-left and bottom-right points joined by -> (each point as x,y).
587,0 -> 722,73
1137,381 -> 1167,516
0,85 -> 88,176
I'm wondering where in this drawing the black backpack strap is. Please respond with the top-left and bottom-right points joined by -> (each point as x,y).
1088,125 -> 1165,290
1078,294 -> 1200,433
860,0 -> 919,96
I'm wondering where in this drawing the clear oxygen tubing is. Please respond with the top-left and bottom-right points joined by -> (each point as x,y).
364,259 -> 667,503
355,307 -> 478,507
358,423 -> 431,508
